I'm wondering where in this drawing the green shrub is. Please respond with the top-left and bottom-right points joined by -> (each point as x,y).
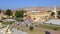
26,24 -> 28,27
54,28 -> 57,30
29,26 -> 33,30
17,28 -> 19,30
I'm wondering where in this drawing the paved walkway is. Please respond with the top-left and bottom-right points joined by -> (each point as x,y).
38,27 -> 60,34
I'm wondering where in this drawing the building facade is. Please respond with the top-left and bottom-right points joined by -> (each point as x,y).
24,8 -> 51,22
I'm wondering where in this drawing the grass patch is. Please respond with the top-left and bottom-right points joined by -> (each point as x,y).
38,24 -> 60,31
14,26 -> 45,34
25,28 -> 45,34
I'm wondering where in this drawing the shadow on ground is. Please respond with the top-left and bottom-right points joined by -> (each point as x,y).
45,31 -> 50,34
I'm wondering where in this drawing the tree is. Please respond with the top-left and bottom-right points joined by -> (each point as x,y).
15,10 -> 25,18
57,11 -> 60,18
5,9 -> 13,16
0,9 -> 1,13
58,11 -> 60,15
51,12 -> 55,16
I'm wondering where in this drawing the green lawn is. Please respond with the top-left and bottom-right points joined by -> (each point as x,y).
14,26 -> 45,34
38,24 -> 60,31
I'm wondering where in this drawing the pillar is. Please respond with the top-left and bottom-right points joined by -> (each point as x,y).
52,6 -> 57,18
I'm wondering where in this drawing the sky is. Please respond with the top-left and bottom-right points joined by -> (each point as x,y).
0,0 -> 60,10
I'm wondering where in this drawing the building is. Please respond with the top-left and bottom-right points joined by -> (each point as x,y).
24,8 -> 50,22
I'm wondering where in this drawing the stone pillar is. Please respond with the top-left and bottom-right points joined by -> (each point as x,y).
52,6 -> 57,18
3,25 -> 10,34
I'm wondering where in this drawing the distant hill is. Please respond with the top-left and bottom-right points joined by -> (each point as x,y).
14,6 -> 60,11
